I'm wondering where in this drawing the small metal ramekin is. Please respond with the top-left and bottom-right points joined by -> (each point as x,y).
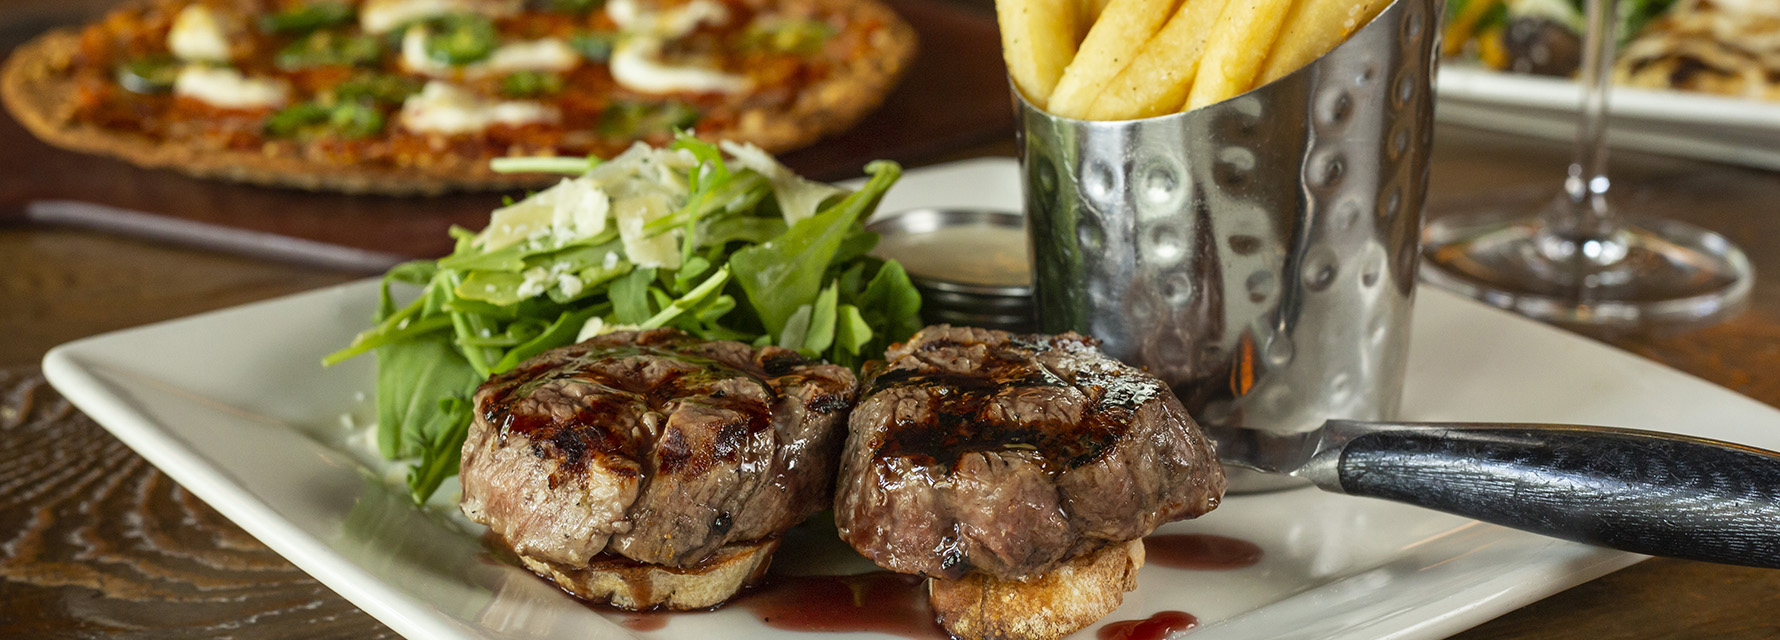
866,208 -> 1035,332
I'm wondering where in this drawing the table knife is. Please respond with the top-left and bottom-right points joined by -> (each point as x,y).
1215,420 -> 1780,568
7,200 -> 404,273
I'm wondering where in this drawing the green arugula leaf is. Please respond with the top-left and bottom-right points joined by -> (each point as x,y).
857,259 -> 923,350
731,161 -> 901,334
611,268 -> 656,324
801,282 -> 839,357
834,303 -> 872,362
407,395 -> 474,502
373,333 -> 479,460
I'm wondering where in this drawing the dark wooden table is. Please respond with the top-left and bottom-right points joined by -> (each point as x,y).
5,0 -> 1780,638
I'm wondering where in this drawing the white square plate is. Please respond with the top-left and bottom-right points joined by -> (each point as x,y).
44,158 -> 1780,640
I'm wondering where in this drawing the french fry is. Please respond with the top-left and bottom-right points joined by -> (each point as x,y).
1082,0 -> 1230,120
1044,0 -> 1182,119
1256,0 -> 1392,85
1078,0 -> 1114,36
996,0 -> 1082,108
1183,0 -> 1295,110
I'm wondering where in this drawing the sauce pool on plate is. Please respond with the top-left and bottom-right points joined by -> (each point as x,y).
1098,610 -> 1200,640
733,572 -> 950,639
1143,534 -> 1263,571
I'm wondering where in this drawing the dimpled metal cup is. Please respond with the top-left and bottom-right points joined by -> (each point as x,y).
1016,0 -> 1439,492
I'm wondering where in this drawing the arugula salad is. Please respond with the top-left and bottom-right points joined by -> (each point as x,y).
325,135 -> 921,503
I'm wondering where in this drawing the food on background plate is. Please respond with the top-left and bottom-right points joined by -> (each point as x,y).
1439,0 -> 1780,103
1616,0 -> 1780,100
461,328 -> 856,609
1,0 -> 916,194
324,136 -> 920,503
999,0 -> 1389,119
834,326 -> 1227,640
1442,0 -> 1671,75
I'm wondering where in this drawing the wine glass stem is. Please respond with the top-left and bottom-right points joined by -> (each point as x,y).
1541,0 -> 1620,253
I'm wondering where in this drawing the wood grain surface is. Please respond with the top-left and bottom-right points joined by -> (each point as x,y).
0,366 -> 395,639
3,0 -> 1780,635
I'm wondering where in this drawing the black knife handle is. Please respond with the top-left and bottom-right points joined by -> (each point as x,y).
1336,426 -> 1780,568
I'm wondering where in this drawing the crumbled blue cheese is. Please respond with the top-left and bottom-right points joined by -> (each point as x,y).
401,28 -> 580,77
398,81 -> 559,135
173,66 -> 289,109
168,4 -> 231,62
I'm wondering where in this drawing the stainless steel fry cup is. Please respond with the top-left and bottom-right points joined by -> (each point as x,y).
1016,0 -> 1441,491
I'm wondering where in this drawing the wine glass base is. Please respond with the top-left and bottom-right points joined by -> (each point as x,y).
1422,207 -> 1754,328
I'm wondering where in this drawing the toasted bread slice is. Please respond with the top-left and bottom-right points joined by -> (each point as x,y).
930,539 -> 1144,640
520,538 -> 780,611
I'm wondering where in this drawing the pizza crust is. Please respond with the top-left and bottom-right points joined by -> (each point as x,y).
1,0 -> 917,195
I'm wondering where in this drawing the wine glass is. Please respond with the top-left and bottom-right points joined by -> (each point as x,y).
1420,0 -> 1753,327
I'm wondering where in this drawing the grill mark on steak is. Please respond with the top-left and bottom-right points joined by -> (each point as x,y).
865,340 -> 1159,474
459,328 -> 858,570
479,344 -> 778,479
835,326 -> 1226,581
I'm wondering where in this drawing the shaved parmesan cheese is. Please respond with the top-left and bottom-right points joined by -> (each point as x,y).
721,141 -> 847,225
614,193 -> 681,269
168,4 -> 231,62
586,142 -> 696,200
479,176 -> 610,251
174,66 -> 289,109
399,81 -> 559,135
610,38 -> 749,95
478,200 -> 551,251
551,178 -> 612,240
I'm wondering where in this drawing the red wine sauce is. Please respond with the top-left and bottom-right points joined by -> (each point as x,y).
1143,534 -> 1262,570
733,572 -> 950,638
618,612 -> 670,631
1098,610 -> 1200,640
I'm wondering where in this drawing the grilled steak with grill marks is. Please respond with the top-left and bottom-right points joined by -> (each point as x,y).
834,325 -> 1226,581
459,328 -> 857,570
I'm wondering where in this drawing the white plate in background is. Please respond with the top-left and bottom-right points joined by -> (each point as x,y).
43,158 -> 1780,640
1436,65 -> 1780,169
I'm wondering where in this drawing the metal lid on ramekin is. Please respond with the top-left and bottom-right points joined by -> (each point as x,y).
866,208 -> 1035,332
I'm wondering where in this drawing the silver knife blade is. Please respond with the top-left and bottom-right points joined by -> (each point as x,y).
1208,419 -> 1401,491
24,200 -> 406,274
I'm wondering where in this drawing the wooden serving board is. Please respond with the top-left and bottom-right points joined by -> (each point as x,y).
0,0 -> 1012,263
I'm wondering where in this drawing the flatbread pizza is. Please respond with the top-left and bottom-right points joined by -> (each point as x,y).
2,0 -> 915,194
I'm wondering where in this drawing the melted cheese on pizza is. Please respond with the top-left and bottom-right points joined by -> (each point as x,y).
399,81 -> 560,134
